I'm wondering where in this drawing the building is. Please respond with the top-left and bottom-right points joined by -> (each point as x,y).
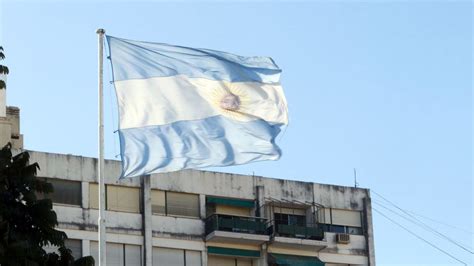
0,100 -> 376,265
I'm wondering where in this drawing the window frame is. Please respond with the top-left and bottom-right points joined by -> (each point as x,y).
105,184 -> 142,213
37,177 -> 82,207
151,190 -> 201,219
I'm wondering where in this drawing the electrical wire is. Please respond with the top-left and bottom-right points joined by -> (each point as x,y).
405,209 -> 474,235
371,192 -> 473,235
371,191 -> 473,254
373,207 -> 467,266
372,200 -> 473,254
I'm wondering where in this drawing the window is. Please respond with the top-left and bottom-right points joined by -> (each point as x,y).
89,184 -> 141,213
43,239 -> 82,259
151,190 -> 200,218
237,259 -> 253,266
319,208 -> 363,235
185,250 -> 201,265
153,247 -> 184,265
329,225 -> 346,234
347,226 -> 363,235
107,185 -> 141,213
167,192 -> 200,217
37,178 -> 81,206
215,205 -> 251,217
208,256 -> 253,266
90,242 -> 141,266
152,247 -> 201,266
106,243 -> 124,266
274,213 -> 306,226
208,256 -> 235,266
65,239 -> 82,259
151,190 -> 166,214
331,209 -> 362,227
125,244 -> 141,266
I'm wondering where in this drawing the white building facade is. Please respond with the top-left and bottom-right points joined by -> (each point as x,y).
1,105 -> 376,266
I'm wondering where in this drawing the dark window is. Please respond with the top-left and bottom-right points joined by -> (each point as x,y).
38,178 -> 81,206
347,226 -> 363,235
321,224 -> 363,235
274,213 -> 306,226
329,225 -> 346,234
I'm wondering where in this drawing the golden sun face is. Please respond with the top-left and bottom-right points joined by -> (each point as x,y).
208,83 -> 253,121
220,93 -> 241,111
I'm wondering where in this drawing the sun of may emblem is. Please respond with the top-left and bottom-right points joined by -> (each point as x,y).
207,83 -> 251,121
220,93 -> 241,111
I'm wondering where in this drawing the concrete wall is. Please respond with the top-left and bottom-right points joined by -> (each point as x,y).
28,151 -> 375,265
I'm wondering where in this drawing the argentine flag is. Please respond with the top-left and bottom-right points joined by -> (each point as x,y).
107,36 -> 288,178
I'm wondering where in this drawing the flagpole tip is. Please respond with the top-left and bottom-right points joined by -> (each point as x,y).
96,28 -> 105,34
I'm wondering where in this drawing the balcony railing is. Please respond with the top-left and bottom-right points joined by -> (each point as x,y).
205,214 -> 268,235
267,220 -> 325,240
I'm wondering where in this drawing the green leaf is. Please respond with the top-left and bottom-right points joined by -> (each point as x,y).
0,65 -> 9,74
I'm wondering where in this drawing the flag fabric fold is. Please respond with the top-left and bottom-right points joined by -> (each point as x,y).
107,36 -> 288,178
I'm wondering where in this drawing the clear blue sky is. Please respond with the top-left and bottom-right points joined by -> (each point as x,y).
1,1 -> 472,265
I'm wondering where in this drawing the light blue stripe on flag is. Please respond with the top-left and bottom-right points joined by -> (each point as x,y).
107,36 -> 281,83
119,116 -> 282,178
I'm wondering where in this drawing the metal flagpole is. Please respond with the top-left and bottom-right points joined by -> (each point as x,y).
96,28 -> 106,266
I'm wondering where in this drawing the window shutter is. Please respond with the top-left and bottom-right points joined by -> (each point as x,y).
106,243 -> 124,266
65,239 -> 82,259
208,256 -> 235,266
185,250 -> 201,266
151,190 -> 166,214
167,192 -> 200,217
153,247 -> 184,265
331,209 -> 362,227
125,244 -> 141,266
107,185 -> 141,213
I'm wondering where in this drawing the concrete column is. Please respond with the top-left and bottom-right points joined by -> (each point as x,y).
256,185 -> 265,218
199,194 -> 206,219
82,239 -> 91,256
258,243 -> 267,266
199,195 -> 208,266
142,176 -> 153,266
201,248 -> 208,266
0,87 -> 6,117
82,181 -> 89,209
364,195 -> 376,266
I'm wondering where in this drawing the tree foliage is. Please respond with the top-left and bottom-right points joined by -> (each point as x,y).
0,46 -> 9,89
0,143 -> 94,265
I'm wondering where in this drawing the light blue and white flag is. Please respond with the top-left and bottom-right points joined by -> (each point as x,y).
106,36 -> 288,178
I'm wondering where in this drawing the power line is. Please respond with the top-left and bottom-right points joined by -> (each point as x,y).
371,191 -> 473,254
405,209 -> 474,235
373,200 -> 473,254
371,191 -> 473,235
373,207 -> 467,266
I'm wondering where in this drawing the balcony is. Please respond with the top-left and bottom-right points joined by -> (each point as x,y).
268,221 -> 327,251
271,221 -> 324,240
204,214 -> 270,245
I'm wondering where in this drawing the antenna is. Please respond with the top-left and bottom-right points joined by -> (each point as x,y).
353,168 -> 359,188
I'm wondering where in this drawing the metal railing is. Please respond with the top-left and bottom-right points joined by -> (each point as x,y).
205,214 -> 268,235
267,220 -> 325,240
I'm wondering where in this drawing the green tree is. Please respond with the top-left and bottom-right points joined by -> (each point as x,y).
0,143 -> 94,265
0,46 -> 8,89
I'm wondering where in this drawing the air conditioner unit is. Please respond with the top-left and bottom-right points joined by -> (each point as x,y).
336,233 -> 350,244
